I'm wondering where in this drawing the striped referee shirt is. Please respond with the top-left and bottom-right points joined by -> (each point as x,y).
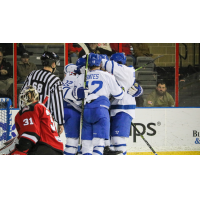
21,69 -> 64,125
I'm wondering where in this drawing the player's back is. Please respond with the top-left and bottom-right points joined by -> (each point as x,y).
102,59 -> 137,118
85,70 -> 124,107
15,102 -> 63,153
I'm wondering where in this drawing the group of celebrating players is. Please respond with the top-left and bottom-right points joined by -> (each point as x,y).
1,50 -> 143,155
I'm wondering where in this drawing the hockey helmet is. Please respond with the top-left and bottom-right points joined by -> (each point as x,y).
41,51 -> 60,67
110,53 -> 126,65
64,64 -> 78,74
88,53 -> 102,68
76,57 -> 86,67
20,85 -> 39,106
100,54 -> 109,61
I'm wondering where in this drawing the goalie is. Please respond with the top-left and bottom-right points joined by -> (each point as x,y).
1,85 -> 64,155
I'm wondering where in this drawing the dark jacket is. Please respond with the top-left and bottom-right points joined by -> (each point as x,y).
78,45 -> 113,58
0,59 -> 13,80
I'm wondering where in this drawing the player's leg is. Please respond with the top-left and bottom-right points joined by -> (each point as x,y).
64,107 -> 80,155
81,108 -> 93,155
92,108 -> 110,155
111,136 -> 127,155
110,112 -> 133,155
92,138 -> 105,155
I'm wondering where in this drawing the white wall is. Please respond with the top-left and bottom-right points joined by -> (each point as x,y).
9,108 -> 200,153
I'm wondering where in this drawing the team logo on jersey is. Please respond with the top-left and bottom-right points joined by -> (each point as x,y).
22,106 -> 30,113
115,131 -> 119,134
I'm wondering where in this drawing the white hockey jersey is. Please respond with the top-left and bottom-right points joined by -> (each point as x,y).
62,72 -> 84,111
85,69 -> 124,108
102,59 -> 136,118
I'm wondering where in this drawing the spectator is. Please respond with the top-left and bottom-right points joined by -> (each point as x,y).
130,43 -> 153,66
98,43 -> 112,51
78,43 -> 112,58
68,43 -> 82,62
145,81 -> 175,107
17,52 -> 37,83
110,43 -> 135,65
0,43 -> 33,56
0,51 -> 13,97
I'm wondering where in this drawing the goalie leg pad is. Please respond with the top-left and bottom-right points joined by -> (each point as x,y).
0,137 -> 19,155
111,136 -> 127,155
64,138 -> 79,155
92,138 -> 104,155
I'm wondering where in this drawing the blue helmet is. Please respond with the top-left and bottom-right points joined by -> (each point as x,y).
100,54 -> 109,61
76,57 -> 86,67
88,53 -> 102,68
110,53 -> 126,65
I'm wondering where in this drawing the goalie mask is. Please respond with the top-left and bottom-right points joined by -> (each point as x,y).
20,85 -> 39,106
110,53 -> 126,65
41,51 -> 60,73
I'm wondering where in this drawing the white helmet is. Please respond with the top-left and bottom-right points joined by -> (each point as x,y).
20,85 -> 39,107
64,64 -> 78,75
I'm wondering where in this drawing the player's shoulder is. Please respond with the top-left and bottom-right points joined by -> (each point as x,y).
19,102 -> 39,116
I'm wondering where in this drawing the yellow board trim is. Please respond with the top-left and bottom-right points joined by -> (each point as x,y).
127,151 -> 200,155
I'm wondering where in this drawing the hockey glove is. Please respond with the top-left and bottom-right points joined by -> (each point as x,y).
74,66 -> 85,74
127,83 -> 143,97
72,87 -> 90,99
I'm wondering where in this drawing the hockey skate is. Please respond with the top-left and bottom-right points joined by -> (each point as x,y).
103,146 -> 123,155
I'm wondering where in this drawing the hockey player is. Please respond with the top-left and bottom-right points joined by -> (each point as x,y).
13,85 -> 64,155
101,53 -> 143,155
81,53 -> 125,155
62,58 -> 88,155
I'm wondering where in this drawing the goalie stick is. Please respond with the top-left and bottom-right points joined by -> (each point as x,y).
77,43 -> 90,147
131,122 -> 158,155
135,55 -> 164,71
42,95 -> 49,105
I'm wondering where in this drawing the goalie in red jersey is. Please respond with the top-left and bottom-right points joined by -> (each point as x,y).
12,85 -> 64,155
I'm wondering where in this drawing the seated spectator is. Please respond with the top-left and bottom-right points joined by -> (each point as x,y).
17,52 -> 37,83
78,43 -> 113,58
145,81 -> 175,107
0,51 -> 13,97
68,43 -> 82,62
130,43 -> 153,66
110,43 -> 135,65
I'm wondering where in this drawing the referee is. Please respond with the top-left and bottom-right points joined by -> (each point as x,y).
20,51 -> 64,135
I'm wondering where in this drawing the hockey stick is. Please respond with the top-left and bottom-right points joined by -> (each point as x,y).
42,95 -> 49,104
77,43 -> 90,147
135,55 -> 164,71
131,122 -> 158,155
